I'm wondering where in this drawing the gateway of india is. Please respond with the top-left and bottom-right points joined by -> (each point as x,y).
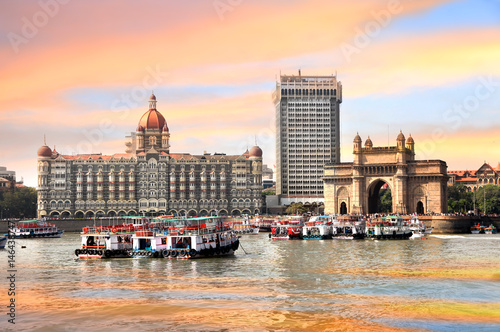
36,94 -> 264,218
323,132 -> 448,215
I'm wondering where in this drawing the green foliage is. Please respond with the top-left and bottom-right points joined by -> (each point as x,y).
378,189 -> 392,213
0,187 -> 37,219
286,203 -> 308,215
447,184 -> 473,213
262,190 -> 275,196
475,184 -> 500,214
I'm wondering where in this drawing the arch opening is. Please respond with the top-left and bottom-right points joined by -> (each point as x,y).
416,201 -> 424,214
340,202 -> 347,215
368,180 -> 392,214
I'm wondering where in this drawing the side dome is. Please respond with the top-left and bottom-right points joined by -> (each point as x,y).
397,131 -> 405,141
407,134 -> 414,144
37,145 -> 52,157
136,125 -> 145,132
249,146 -> 263,157
365,136 -> 373,148
354,133 -> 362,143
138,109 -> 166,130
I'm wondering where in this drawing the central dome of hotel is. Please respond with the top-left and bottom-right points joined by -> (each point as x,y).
138,93 -> 168,131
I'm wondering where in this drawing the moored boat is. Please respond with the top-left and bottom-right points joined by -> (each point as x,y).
156,216 -> 239,259
10,219 -> 64,238
270,216 -> 305,240
471,224 -> 485,234
484,224 -> 497,234
302,216 -> 334,239
332,216 -> 366,240
76,224 -> 136,259
365,216 -> 412,240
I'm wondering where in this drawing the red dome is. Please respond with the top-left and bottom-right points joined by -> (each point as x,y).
138,109 -> 166,131
37,145 -> 52,157
136,125 -> 145,132
249,146 -> 262,157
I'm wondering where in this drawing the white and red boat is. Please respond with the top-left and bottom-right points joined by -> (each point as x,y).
75,217 -> 152,259
229,217 -> 260,235
11,219 -> 64,238
154,216 -> 240,259
365,216 -> 412,240
302,216 -> 334,239
270,215 -> 305,240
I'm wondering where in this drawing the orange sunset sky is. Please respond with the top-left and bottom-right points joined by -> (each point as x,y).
1,0 -> 500,186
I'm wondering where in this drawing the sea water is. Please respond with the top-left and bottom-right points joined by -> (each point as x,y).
1,233 -> 499,331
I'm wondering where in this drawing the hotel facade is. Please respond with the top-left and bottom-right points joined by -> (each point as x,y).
36,94 -> 264,218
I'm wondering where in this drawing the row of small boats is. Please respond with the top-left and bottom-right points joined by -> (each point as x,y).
269,215 -> 433,241
76,216 -> 239,260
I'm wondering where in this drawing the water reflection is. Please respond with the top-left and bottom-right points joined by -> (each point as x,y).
1,232 -> 499,331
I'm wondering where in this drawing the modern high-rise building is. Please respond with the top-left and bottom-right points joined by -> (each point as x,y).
272,71 -> 342,205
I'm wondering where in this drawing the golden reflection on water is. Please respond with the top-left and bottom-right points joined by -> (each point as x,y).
3,288 -> 414,332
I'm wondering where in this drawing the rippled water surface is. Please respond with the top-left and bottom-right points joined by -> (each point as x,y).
1,233 -> 500,331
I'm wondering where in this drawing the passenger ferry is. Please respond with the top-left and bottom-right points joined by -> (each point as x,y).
75,217 -> 149,259
484,224 -> 497,234
270,215 -> 305,240
76,224 -> 137,259
302,216 -> 334,239
470,224 -> 486,234
10,219 -> 64,238
332,216 -> 366,240
366,216 -> 413,240
155,216 -> 239,259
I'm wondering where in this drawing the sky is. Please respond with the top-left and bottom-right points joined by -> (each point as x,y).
1,0 -> 499,187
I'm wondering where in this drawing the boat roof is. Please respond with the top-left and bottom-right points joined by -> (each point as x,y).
154,216 -> 220,222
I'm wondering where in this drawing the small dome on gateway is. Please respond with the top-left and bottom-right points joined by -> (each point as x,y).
365,136 -> 373,147
249,146 -> 263,158
37,145 -> 52,157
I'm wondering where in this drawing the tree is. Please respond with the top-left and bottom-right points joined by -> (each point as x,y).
475,184 -> 500,214
378,189 -> 392,213
0,187 -> 37,219
447,184 -> 473,213
286,203 -> 307,215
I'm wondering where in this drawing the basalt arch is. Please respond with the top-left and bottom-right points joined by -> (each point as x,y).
323,132 -> 448,215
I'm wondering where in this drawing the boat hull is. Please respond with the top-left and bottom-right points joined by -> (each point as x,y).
14,231 -> 64,239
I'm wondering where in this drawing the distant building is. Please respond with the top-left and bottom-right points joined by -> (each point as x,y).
0,166 -> 22,189
36,94 -> 264,218
448,163 -> 500,191
262,164 -> 273,180
273,71 -> 342,205
323,132 -> 448,215
0,166 -> 16,182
